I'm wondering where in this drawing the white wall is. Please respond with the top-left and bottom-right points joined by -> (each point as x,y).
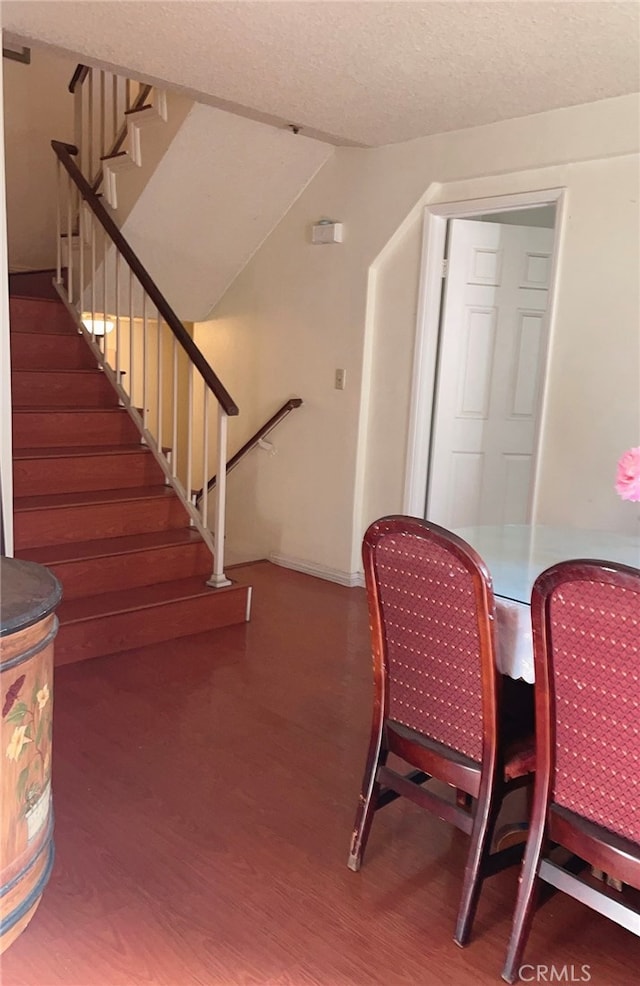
122,102 -> 333,322
3,45 -> 75,270
364,156 -> 640,552
199,94 -> 640,579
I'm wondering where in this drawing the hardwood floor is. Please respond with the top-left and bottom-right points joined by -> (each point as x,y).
1,562 -> 636,985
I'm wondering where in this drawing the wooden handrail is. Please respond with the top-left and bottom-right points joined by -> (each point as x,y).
195,398 -> 303,504
51,140 -> 239,416
68,64 -> 89,93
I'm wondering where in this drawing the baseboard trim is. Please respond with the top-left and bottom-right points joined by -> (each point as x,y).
269,552 -> 364,588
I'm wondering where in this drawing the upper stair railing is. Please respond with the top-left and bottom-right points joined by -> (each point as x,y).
69,63 -> 154,192
52,139 -> 238,587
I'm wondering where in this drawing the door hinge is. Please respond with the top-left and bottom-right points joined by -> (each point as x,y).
441,259 -> 449,278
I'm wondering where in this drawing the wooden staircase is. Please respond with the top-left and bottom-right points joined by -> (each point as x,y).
10,277 -> 251,666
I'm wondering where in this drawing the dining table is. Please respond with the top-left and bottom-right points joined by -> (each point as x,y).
453,524 -> 640,683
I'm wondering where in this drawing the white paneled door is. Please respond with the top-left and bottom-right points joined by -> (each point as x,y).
427,218 -> 554,528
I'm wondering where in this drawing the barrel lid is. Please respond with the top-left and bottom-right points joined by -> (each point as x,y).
0,557 -> 63,637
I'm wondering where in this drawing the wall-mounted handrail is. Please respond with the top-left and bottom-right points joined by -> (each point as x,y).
195,398 -> 302,505
51,140 -> 238,415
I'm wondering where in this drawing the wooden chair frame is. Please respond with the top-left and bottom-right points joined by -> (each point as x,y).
348,516 -> 534,946
503,560 -> 640,983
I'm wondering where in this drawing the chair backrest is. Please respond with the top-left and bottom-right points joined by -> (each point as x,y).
362,516 -> 499,763
531,560 -> 640,845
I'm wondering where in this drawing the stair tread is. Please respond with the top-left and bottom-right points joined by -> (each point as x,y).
13,443 -> 150,460
10,327 -> 79,337
9,270 -> 60,300
10,321 -> 79,333
9,291 -> 64,307
10,325 -> 82,339
18,528 -> 204,565
14,407 -> 120,414
11,368 -> 103,375
59,576 -> 232,624
13,406 -> 129,415
14,485 -> 175,511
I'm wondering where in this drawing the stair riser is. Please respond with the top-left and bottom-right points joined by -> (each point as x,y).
14,497 -> 188,549
12,370 -> 118,408
10,332 -> 96,370
9,272 -> 61,299
13,451 -> 164,497
47,542 -> 212,600
13,410 -> 139,448
55,587 -> 250,665
10,298 -> 78,334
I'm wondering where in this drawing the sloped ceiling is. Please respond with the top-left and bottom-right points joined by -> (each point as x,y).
4,1 -> 639,147
121,102 -> 332,320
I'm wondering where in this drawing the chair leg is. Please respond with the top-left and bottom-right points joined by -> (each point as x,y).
454,783 -> 499,947
347,732 -> 387,872
502,823 -> 545,982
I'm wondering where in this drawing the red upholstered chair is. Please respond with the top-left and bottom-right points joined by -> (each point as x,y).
348,516 -> 535,946
503,560 -> 640,983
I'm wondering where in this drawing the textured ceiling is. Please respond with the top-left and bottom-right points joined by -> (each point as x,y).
4,1 -> 640,146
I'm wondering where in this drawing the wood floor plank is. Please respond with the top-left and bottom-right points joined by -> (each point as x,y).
1,562 -> 636,985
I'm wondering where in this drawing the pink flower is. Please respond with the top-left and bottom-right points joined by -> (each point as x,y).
615,447 -> 640,502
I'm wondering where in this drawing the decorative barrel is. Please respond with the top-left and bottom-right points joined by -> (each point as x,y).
1,557 -> 62,953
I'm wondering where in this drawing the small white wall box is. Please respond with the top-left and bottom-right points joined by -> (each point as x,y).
312,220 -> 344,244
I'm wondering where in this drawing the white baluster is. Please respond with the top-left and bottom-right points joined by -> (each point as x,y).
156,311 -> 163,453
56,161 -> 61,285
115,250 -> 121,385
90,216 -> 96,328
66,173 -> 73,305
74,81 -> 83,177
88,69 -> 94,182
112,73 -> 118,149
78,197 -> 84,312
100,70 -> 106,160
186,362 -> 193,504
202,385 -> 209,529
102,225 -> 108,356
171,335 -> 178,479
129,269 -> 135,407
142,293 -> 148,431
208,406 -> 230,587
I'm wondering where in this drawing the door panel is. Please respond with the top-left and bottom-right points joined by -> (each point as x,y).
449,452 -> 483,526
427,218 -> 554,528
497,453 -> 531,525
512,312 -> 544,416
459,307 -> 496,416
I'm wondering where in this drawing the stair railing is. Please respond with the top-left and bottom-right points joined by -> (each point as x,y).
69,64 -> 152,190
194,398 -> 303,507
52,140 -> 238,588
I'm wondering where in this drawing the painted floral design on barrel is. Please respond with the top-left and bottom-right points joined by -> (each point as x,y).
3,674 -> 52,837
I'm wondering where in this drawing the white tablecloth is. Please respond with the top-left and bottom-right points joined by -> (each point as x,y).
495,598 -> 534,683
